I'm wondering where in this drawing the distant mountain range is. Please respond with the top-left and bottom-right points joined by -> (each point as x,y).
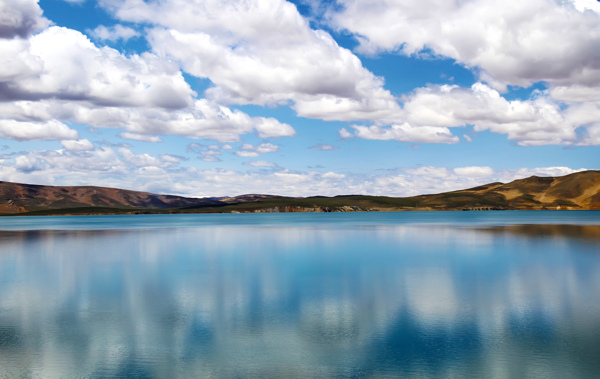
1,170 -> 599,215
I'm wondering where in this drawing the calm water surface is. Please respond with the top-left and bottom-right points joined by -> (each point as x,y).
0,212 -> 599,378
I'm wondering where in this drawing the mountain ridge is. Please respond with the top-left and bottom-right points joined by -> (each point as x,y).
1,170 -> 599,215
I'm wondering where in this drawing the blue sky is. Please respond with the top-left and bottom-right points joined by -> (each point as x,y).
0,0 -> 599,197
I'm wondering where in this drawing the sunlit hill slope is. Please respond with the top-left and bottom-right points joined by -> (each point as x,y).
0,170 -> 598,215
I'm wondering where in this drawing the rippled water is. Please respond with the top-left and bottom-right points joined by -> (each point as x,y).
0,212 -> 599,378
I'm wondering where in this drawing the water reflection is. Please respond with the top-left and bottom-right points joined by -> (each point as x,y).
0,222 -> 599,377
478,224 -> 600,242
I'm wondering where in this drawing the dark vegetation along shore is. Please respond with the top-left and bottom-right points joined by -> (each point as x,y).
0,170 -> 599,216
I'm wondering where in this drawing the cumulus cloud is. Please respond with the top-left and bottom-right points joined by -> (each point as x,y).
339,128 -> 353,139
330,81 -> 595,145
1,99 -> 294,143
402,83 -> 577,146
8,0 -> 590,146
255,143 -> 279,153
329,81 -> 599,145
161,154 -> 186,164
323,0 -> 600,146
329,0 -> 600,91
1,26 -> 194,108
118,132 -> 163,143
453,166 -> 494,178
236,142 -> 279,157
99,0 -> 402,122
244,160 -> 276,167
0,147 -> 125,185
322,171 -> 345,179
322,0 -> 600,146
119,148 -> 187,168
89,24 -> 140,42
14,154 -> 45,173
349,124 -> 459,144
61,139 -> 94,151
0,0 -> 50,38
0,119 -> 79,141
236,150 -> 260,158
0,24 -> 296,142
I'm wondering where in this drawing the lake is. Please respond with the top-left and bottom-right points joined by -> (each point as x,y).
1,211 -> 599,378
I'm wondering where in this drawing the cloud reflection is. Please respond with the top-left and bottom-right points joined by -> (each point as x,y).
0,223 -> 599,377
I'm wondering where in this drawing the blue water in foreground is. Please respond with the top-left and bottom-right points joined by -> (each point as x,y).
0,212 -> 599,378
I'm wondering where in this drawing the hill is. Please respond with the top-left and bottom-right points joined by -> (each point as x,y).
0,181 -> 225,215
0,170 -> 599,215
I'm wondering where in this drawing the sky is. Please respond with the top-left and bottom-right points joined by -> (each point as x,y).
0,0 -> 599,198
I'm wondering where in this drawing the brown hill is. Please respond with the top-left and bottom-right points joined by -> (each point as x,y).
0,181 -> 224,214
407,170 -> 600,211
0,170 -> 598,215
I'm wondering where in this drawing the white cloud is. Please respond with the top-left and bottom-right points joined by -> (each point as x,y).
322,171 -> 345,179
329,0 -> 600,91
89,24 -> 140,42
119,148 -> 163,167
119,148 -> 185,168
245,160 -> 276,167
61,139 -> 94,151
453,166 -> 494,178
1,97 -> 295,143
3,26 -> 194,108
0,145 -> 587,198
160,154 -> 185,164
550,85 -> 600,102
0,0 -> 49,38
14,154 -> 46,173
339,128 -> 353,139
0,23 -> 296,143
100,0 -> 401,122
236,150 -> 260,158
349,124 -> 459,144
400,83 -> 577,146
0,148 -> 125,185
253,117 -> 296,138
118,132 -> 163,143
0,37 -> 44,83
0,119 -> 79,141
329,0 -> 600,144
255,143 -> 279,154
201,155 -> 221,162
334,81 -> 599,146
236,142 -> 279,157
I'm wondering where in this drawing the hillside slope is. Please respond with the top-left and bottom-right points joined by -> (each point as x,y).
0,181 -> 224,214
386,171 -> 599,211
1,170 -> 599,215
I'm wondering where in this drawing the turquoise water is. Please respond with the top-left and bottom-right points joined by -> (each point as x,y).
0,212 -> 599,378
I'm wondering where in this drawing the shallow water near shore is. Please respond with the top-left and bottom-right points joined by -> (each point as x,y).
1,212 -> 600,378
